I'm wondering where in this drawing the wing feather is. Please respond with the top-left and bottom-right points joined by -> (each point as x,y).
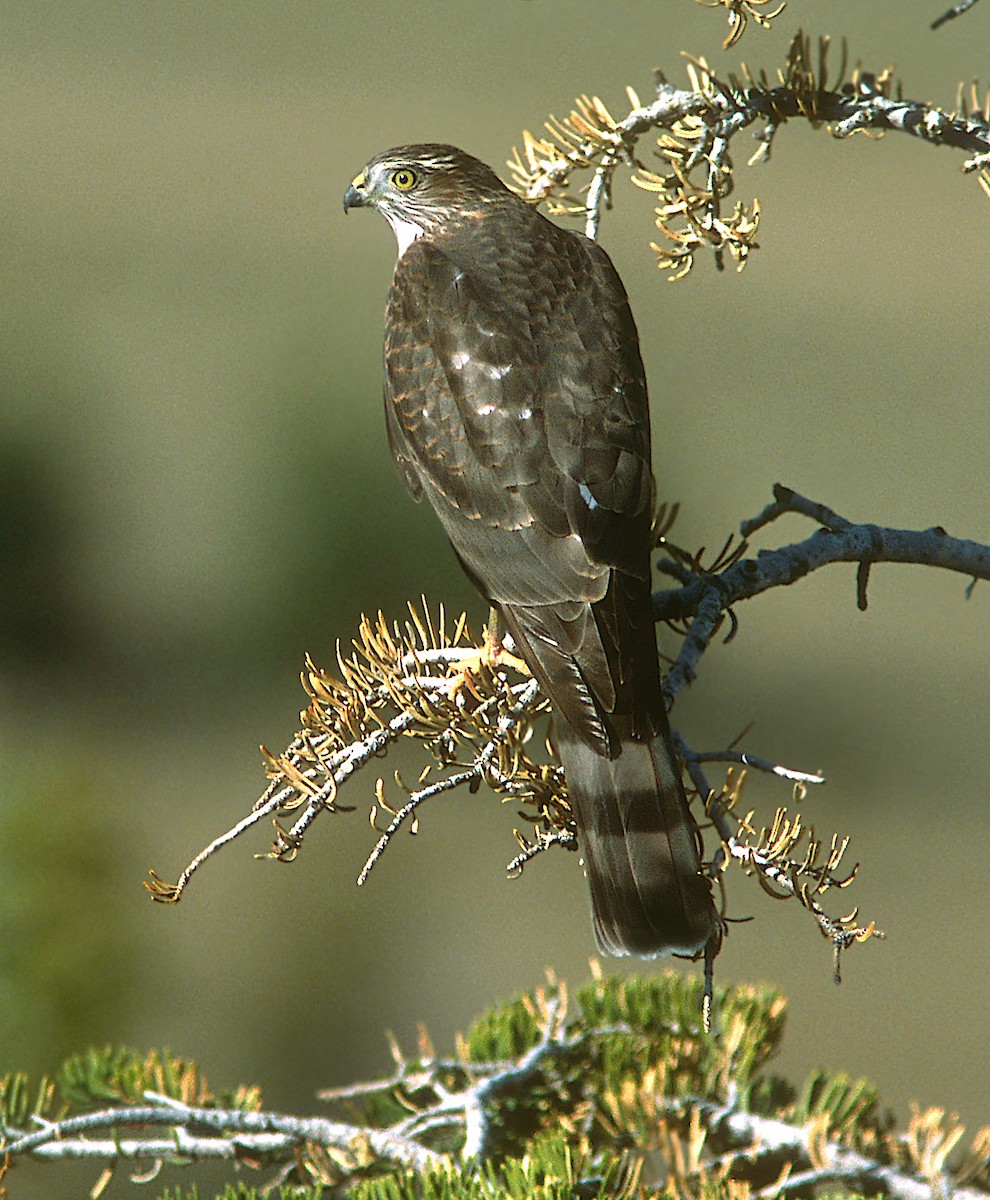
383,208 -> 661,751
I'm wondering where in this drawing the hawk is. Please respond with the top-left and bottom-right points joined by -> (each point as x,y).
344,144 -> 717,957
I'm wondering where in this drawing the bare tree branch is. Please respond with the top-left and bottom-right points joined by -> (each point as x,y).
931,0 -> 984,29
697,1100 -> 986,1200
658,482 -> 990,698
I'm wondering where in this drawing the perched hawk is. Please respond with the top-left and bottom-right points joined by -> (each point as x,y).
344,144 -> 717,957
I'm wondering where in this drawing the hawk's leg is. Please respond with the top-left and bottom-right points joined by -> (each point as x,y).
448,607 -> 529,701
482,607 -> 529,673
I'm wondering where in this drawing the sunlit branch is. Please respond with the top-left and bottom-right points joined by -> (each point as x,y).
509,33 -> 990,271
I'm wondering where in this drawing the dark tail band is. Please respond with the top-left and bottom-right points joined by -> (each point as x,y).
557,725 -> 717,957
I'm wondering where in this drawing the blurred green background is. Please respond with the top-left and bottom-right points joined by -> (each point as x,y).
2,0 -> 988,1193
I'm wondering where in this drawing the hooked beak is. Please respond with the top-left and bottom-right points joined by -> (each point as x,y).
343,171 -> 370,214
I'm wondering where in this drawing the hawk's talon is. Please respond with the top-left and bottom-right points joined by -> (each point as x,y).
446,623 -> 530,703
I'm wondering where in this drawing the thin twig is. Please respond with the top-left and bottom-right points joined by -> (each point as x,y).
931,0 -> 983,28
686,748 -> 825,785
513,35 -> 989,271
357,678 -> 541,886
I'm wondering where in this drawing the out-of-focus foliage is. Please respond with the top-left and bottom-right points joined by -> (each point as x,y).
0,765 -> 139,1070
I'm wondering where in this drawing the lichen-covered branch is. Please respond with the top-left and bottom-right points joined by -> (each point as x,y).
508,33 -> 990,273
145,606 -> 564,907
657,482 -> 990,697
2,1103 -> 442,1171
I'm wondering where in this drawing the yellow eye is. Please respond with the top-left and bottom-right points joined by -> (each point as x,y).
390,167 -> 418,191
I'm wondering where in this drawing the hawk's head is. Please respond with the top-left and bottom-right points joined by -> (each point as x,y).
343,144 -> 515,255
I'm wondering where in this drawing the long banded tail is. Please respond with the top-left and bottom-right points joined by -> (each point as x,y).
556,725 -> 717,957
